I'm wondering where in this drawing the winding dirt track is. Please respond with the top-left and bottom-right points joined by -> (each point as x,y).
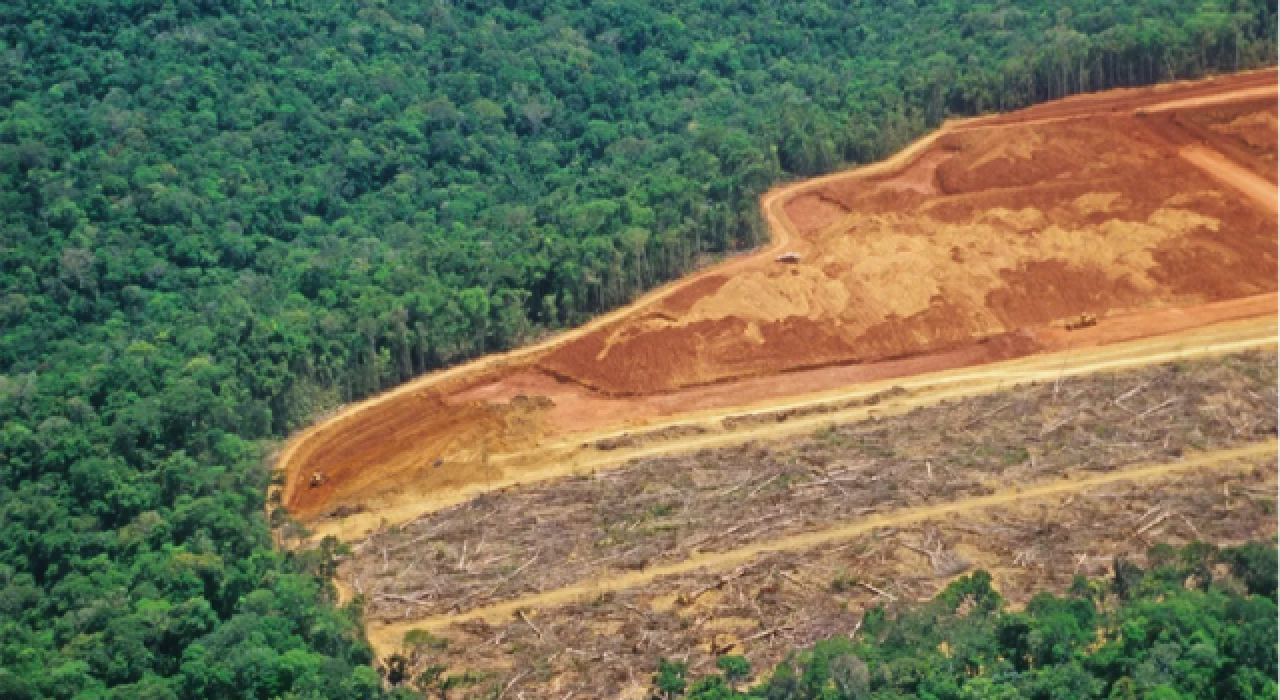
280,69 -> 1278,534
366,439 -> 1278,651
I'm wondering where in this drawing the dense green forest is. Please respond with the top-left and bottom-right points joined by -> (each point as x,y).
0,0 -> 1275,697
657,541 -> 1279,700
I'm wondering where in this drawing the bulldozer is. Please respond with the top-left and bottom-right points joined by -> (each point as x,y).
1064,312 -> 1098,331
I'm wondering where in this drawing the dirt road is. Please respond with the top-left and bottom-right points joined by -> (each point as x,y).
280,69 -> 1278,529
366,439 -> 1277,652
345,349 -> 1276,624
1179,144 -> 1278,214
306,312 -> 1276,541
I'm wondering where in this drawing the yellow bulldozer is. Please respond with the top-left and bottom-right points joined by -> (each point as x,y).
1064,312 -> 1098,331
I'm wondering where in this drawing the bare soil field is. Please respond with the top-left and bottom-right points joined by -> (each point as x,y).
280,69 -> 1278,529
539,90 -> 1277,395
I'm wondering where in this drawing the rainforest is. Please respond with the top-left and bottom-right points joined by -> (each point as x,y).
0,0 -> 1275,698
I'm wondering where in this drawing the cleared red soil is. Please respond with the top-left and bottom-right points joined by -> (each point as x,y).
282,70 -> 1278,522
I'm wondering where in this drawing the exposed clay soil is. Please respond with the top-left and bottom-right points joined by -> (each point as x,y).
284,393 -> 548,519
538,94 -> 1277,396
1171,99 -> 1278,181
281,70 -> 1278,523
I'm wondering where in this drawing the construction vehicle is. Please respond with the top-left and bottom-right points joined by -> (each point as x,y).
1065,312 -> 1098,331
310,471 -> 328,488
775,251 -> 802,264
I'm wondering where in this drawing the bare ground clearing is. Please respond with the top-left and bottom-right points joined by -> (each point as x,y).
280,71 -> 1278,524
305,314 -> 1277,542
343,350 -> 1276,623
535,81 -> 1278,396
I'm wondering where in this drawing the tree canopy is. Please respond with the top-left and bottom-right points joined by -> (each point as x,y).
666,541 -> 1279,700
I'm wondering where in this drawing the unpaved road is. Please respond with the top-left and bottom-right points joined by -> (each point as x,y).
280,68 -> 1278,529
307,311 -> 1277,541
1180,144 -> 1278,214
366,439 -> 1278,652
